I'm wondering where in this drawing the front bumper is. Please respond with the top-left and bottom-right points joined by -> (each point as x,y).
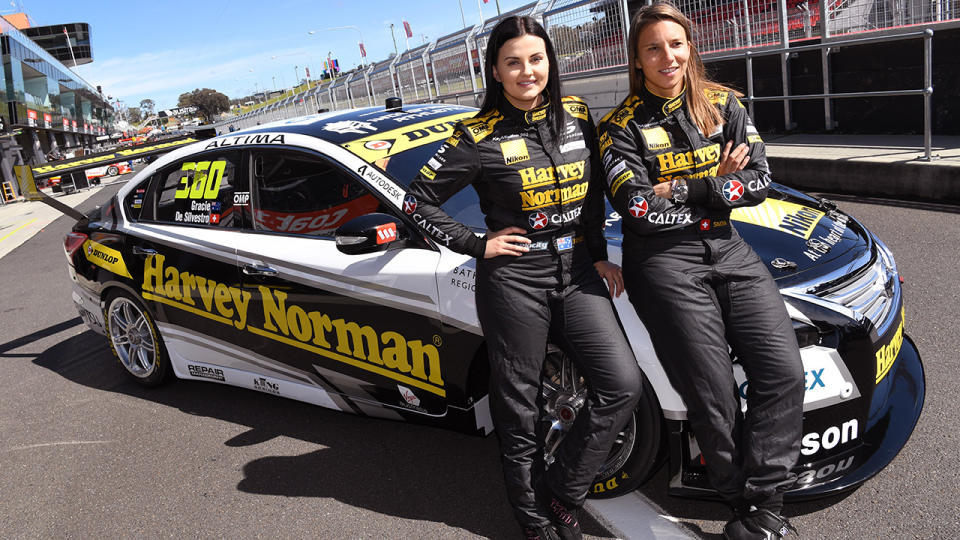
784,334 -> 924,500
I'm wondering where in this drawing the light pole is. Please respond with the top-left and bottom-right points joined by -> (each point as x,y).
389,23 -> 398,56
294,65 -> 300,89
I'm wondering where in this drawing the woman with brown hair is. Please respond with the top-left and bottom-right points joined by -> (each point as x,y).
405,15 -> 641,540
596,2 -> 804,539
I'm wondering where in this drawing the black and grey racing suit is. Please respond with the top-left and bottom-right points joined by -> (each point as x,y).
597,86 -> 804,511
406,97 -> 641,527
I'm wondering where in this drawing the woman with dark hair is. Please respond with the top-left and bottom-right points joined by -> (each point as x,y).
596,2 -> 803,539
405,15 -> 641,540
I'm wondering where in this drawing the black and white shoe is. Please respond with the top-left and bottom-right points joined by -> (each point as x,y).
723,507 -> 799,539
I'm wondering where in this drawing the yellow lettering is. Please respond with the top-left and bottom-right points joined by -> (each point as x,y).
408,340 -> 443,385
333,320 -> 382,365
287,304 -> 311,342
229,287 -> 251,329
179,272 -> 197,306
518,167 -> 537,187
381,331 -> 412,372
142,254 -> 165,294
213,283 -> 233,319
260,286 -> 289,335
308,312 -> 333,348
163,266 -> 182,301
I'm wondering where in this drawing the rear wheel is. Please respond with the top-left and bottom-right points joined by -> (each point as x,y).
103,290 -> 170,387
541,350 -> 664,499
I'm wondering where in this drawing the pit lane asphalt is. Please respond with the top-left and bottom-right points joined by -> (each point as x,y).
0,180 -> 956,538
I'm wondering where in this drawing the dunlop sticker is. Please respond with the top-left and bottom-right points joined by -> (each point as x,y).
82,239 -> 132,278
341,113 -> 474,163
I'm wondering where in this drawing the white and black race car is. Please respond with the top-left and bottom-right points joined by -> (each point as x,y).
64,102 -> 924,501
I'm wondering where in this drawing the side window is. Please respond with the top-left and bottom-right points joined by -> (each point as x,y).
252,150 -> 384,237
151,151 -> 245,228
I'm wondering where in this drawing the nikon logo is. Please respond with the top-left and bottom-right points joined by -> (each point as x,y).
500,139 -> 530,165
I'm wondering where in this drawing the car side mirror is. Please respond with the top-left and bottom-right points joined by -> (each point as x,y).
335,213 -> 403,255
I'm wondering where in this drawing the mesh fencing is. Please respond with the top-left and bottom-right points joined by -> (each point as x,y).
369,67 -> 397,108
348,73 -> 372,108
222,0 -> 956,122
544,0 -> 629,75
431,42 -> 476,96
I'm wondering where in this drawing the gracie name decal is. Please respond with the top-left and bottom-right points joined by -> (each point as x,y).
140,254 -> 445,396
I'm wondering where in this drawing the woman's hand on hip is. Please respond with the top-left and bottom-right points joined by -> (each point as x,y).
652,182 -> 673,199
594,260 -> 625,298
484,226 -> 530,258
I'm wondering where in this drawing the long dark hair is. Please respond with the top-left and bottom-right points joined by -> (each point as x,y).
627,1 -> 733,135
479,16 -> 563,137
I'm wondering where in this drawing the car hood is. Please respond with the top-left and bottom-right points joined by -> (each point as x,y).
604,183 -> 871,283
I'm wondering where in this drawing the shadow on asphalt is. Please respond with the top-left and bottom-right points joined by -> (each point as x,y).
32,328 -> 616,539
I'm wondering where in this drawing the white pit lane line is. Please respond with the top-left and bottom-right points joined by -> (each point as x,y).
586,491 -> 694,539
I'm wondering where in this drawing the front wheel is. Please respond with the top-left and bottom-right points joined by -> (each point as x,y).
541,351 -> 665,499
106,166 -> 119,176
103,290 -> 170,387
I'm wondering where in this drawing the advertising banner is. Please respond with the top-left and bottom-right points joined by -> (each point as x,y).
27,109 -> 37,127
43,113 -> 52,128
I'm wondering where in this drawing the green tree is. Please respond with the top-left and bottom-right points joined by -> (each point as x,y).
178,88 -> 230,124
126,106 -> 142,124
139,98 -> 155,118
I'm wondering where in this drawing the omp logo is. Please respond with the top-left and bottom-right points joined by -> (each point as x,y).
500,139 -> 530,165
82,240 -> 132,278
563,101 -> 587,120
801,419 -> 859,456
518,160 -> 585,189
188,364 -> 225,381
706,89 -> 729,105
174,160 -> 227,200
876,307 -> 905,384
656,144 -> 721,175
140,254 -> 445,396
641,127 -> 671,150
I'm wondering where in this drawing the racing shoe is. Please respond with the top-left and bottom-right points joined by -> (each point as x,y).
522,524 -> 560,540
723,507 -> 799,540
536,483 -> 583,540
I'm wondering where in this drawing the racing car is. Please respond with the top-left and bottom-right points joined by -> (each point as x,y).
63,102 -> 924,501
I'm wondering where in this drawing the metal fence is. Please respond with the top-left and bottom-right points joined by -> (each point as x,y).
395,44 -> 433,103
216,0 -> 957,132
544,0 -> 630,75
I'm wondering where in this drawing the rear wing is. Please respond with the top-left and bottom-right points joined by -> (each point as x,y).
13,131 -> 213,221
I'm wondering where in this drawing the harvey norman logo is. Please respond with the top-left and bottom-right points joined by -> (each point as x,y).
140,254 -> 445,396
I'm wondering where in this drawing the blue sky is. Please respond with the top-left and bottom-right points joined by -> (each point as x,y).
21,0 -> 532,111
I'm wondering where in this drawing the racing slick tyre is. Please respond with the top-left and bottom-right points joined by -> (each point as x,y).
106,166 -> 119,176
103,290 -> 170,387
542,350 -> 665,500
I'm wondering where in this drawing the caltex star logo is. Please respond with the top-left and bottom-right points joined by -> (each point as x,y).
628,196 -> 648,218
529,212 -> 548,230
403,194 -> 418,215
723,180 -> 744,202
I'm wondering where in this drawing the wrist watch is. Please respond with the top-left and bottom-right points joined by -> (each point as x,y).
671,178 -> 688,204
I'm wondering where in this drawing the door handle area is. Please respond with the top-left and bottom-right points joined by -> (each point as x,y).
242,264 -> 279,277
132,246 -> 157,256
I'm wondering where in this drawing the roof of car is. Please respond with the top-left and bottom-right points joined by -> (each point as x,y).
222,103 -> 478,147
